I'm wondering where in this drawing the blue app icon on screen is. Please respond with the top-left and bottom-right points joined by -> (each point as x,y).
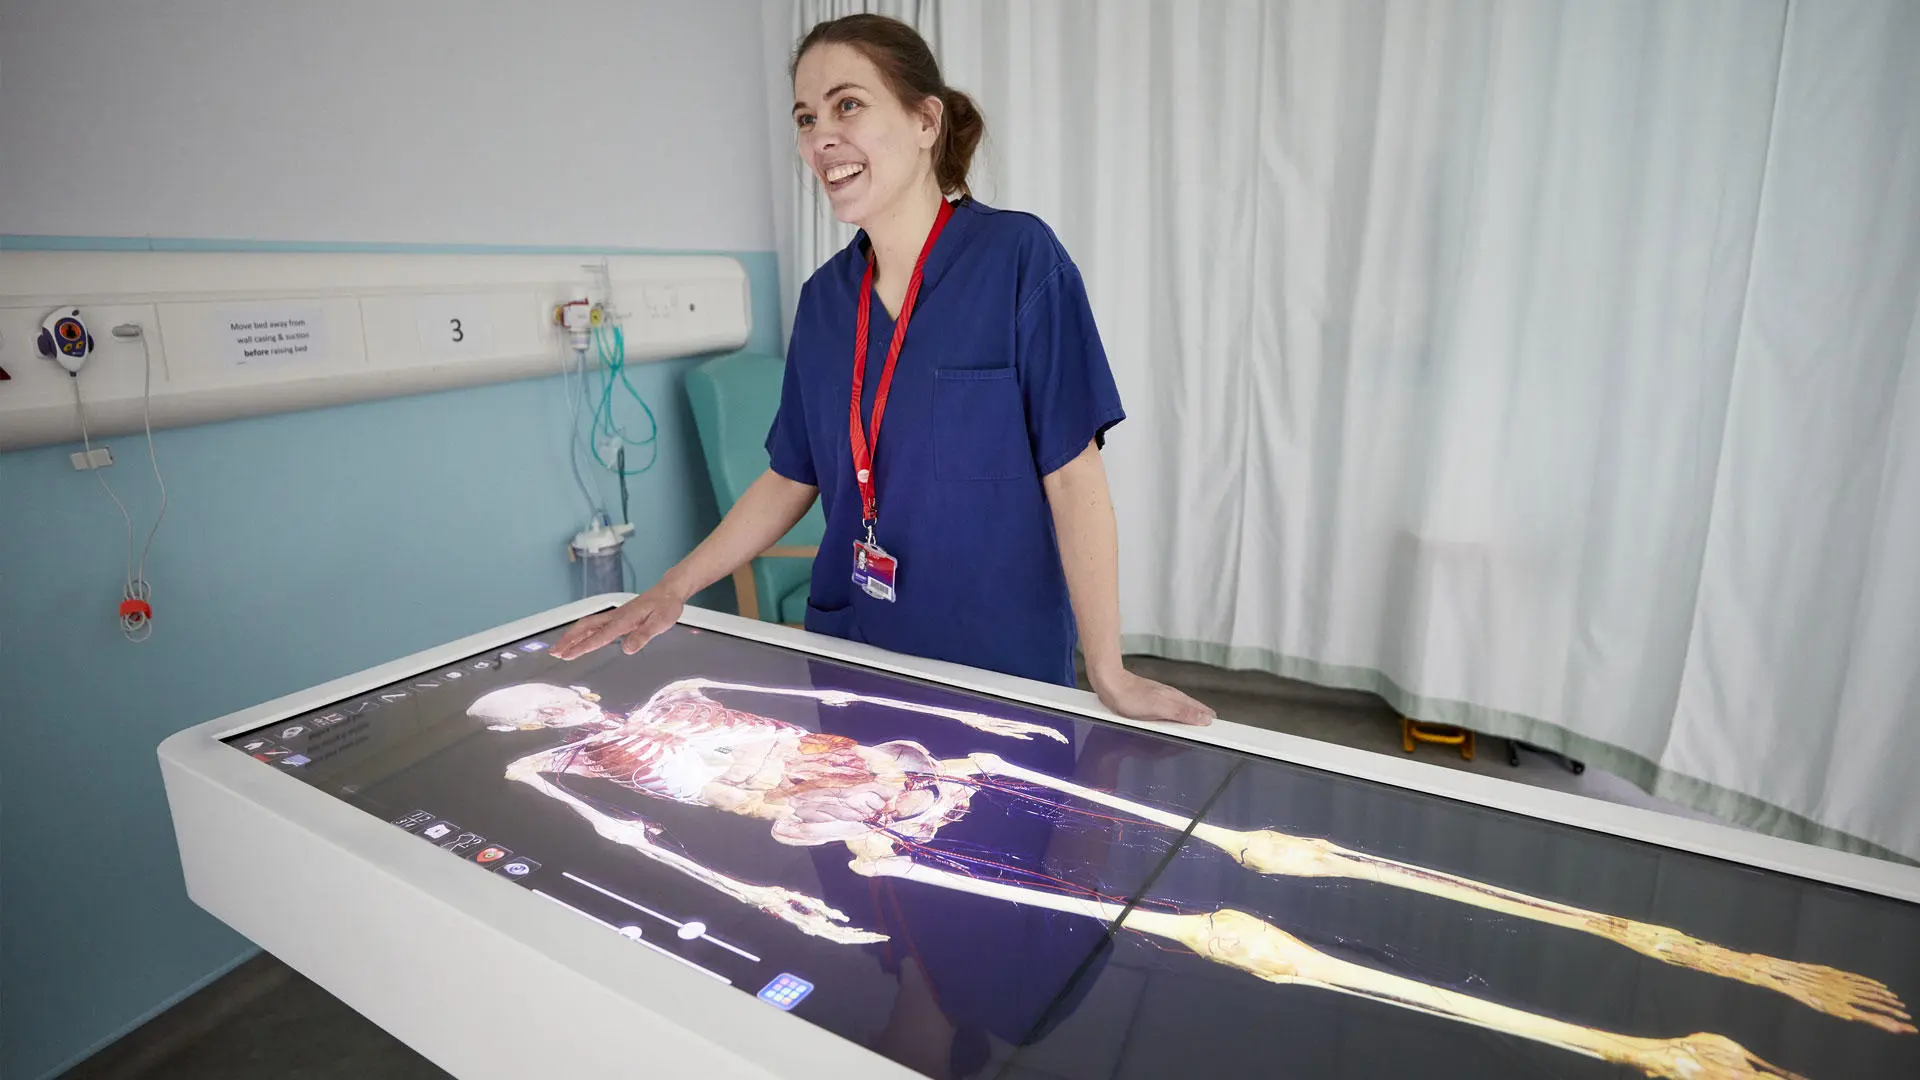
757,974 -> 813,1010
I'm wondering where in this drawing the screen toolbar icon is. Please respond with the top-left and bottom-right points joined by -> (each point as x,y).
441,832 -> 488,857
758,974 -> 814,1010
392,810 -> 435,832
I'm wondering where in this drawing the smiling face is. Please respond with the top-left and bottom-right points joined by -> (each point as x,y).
792,42 -> 941,227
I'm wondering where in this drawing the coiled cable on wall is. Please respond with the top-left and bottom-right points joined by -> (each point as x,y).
75,323 -> 168,642
560,335 -> 599,518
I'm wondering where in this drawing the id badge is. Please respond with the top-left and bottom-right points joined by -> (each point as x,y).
852,540 -> 898,602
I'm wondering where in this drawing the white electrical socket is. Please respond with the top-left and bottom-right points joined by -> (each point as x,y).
69,447 -> 114,470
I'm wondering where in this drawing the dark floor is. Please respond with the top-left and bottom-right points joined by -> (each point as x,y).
58,953 -> 450,1080
62,658 -> 1714,1079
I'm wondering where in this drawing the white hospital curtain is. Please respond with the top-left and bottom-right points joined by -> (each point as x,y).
763,0 -> 942,349
923,1 -> 1920,862
1670,2 -> 1920,861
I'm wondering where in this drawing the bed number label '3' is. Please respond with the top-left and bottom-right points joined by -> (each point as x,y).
416,296 -> 497,358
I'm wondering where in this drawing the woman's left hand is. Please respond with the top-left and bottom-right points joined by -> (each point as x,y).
1090,666 -> 1215,726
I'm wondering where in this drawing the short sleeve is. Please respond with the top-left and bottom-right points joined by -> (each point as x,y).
1016,260 -> 1126,477
764,337 -> 818,487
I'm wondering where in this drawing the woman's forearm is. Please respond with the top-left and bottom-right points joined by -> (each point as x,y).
660,469 -> 819,600
1043,441 -> 1126,684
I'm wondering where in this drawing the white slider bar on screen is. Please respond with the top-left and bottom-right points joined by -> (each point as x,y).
563,871 -> 763,963
532,889 -> 731,985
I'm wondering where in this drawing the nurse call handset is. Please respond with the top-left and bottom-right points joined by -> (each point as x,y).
41,309 -> 169,643
37,307 -> 95,375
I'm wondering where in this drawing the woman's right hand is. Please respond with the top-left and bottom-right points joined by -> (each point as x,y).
550,582 -> 688,660
549,470 -> 817,661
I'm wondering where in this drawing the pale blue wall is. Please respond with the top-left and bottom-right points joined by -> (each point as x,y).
0,242 -> 781,1080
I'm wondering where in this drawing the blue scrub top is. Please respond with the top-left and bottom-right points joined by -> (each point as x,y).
766,198 -> 1125,687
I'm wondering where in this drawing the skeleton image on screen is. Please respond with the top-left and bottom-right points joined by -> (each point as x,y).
469,678 -> 1913,1080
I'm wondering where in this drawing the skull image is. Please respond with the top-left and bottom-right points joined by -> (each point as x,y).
466,682 -> 607,732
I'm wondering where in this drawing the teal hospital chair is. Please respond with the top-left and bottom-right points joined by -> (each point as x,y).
685,351 -> 824,625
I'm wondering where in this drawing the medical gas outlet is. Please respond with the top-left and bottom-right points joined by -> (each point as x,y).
553,298 -> 605,354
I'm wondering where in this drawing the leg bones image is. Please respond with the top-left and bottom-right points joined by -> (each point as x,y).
469,678 -> 1914,1080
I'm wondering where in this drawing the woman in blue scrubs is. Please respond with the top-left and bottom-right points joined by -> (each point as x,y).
555,18 -> 1211,1073
555,15 -> 1211,729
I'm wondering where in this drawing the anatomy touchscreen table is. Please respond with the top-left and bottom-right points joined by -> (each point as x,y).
159,598 -> 1920,1080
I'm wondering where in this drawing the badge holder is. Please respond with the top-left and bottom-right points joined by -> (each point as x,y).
852,520 -> 897,602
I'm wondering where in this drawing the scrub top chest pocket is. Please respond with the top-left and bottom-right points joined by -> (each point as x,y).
932,366 -> 1034,482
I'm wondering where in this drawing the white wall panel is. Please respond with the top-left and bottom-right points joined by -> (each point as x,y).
0,251 -> 751,451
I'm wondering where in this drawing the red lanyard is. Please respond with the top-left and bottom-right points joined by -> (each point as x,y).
850,197 -> 954,535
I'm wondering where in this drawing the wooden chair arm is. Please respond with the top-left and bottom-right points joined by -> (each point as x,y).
731,545 -> 819,623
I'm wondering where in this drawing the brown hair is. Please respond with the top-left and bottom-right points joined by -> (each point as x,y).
792,14 -> 985,199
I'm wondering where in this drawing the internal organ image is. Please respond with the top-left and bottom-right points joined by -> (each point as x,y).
467,678 -> 1914,1080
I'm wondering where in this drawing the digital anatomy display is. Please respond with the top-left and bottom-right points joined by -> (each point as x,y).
225,618 -> 1920,1079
